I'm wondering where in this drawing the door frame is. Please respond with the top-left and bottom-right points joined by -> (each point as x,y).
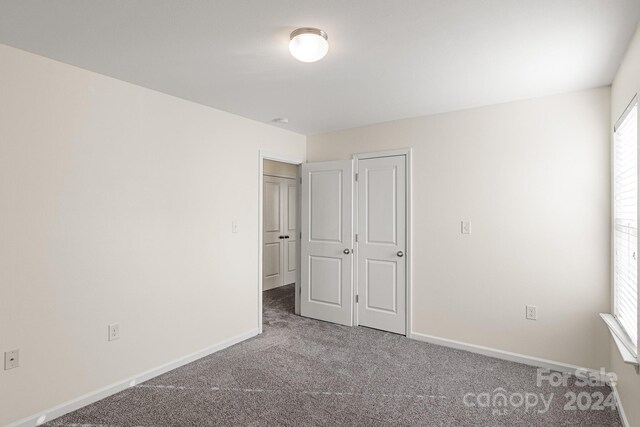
352,148 -> 412,336
258,151 -> 304,334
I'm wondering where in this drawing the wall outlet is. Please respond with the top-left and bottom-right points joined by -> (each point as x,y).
4,349 -> 19,370
232,221 -> 239,234
461,221 -> 471,234
526,305 -> 537,321
108,323 -> 120,341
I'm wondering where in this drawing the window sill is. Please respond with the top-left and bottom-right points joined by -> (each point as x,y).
600,313 -> 639,366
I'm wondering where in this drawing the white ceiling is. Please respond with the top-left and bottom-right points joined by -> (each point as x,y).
0,1 -> 639,135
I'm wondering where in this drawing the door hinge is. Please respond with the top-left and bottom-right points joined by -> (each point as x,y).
355,173 -> 358,182
355,294 -> 359,303
300,177 -> 302,184
355,233 -> 358,242
300,231 -> 302,239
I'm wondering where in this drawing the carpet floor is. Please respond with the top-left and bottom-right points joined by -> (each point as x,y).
48,284 -> 622,426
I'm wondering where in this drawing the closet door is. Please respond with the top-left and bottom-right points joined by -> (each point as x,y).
300,160 -> 354,326
356,155 -> 406,335
263,176 -> 284,290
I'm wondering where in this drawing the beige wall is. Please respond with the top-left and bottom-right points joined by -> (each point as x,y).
308,87 -> 612,370
264,159 -> 298,177
0,44 -> 305,426
1,27 -> 633,425
610,24 -> 640,427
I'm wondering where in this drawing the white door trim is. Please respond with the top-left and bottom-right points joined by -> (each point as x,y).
258,151 -> 303,334
353,148 -> 412,336
263,172 -> 297,179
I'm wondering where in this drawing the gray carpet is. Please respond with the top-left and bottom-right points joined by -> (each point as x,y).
48,284 -> 622,426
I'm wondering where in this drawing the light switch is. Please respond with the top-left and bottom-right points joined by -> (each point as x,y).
461,221 -> 471,234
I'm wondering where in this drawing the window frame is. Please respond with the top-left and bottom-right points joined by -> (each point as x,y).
606,94 -> 640,366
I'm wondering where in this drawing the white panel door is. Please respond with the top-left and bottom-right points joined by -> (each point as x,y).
283,178 -> 297,285
301,160 -> 354,326
357,156 -> 406,334
263,176 -> 283,290
263,176 -> 298,290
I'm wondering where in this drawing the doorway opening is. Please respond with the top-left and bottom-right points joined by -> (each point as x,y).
258,152 -> 303,334
263,159 -> 300,291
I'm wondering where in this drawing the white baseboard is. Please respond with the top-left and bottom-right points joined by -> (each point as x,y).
409,331 -> 605,378
409,331 -> 626,421
610,381 -> 630,427
7,328 -> 260,427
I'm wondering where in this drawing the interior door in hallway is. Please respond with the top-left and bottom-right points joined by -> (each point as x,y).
356,155 -> 406,335
263,175 -> 297,290
283,178 -> 297,286
300,160 -> 354,326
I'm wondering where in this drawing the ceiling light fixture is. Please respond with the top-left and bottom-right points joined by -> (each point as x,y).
289,28 -> 328,63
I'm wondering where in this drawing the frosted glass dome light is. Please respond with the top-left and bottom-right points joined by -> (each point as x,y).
289,28 -> 328,63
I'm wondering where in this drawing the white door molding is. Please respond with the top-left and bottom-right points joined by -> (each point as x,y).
264,172 -> 297,179
258,151 -> 303,334
353,148 -> 412,336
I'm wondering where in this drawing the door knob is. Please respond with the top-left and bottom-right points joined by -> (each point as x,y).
278,236 -> 285,239
344,248 -> 351,254
397,251 -> 404,257
284,235 -> 290,239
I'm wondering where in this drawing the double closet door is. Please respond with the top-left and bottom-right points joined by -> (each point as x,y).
299,155 -> 407,335
263,175 -> 298,290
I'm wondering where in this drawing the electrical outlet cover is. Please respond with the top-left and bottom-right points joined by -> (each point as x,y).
4,349 -> 19,370
108,323 -> 120,341
526,305 -> 537,320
